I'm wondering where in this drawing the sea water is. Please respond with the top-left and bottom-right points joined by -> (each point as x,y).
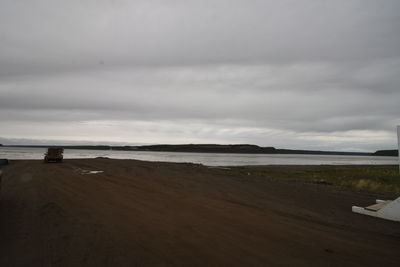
0,146 -> 397,166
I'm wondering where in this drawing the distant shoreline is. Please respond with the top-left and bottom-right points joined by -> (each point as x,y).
1,144 -> 398,157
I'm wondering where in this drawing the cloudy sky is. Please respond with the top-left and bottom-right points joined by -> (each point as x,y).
1,0 -> 399,151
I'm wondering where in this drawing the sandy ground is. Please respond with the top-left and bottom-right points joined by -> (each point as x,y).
0,159 -> 399,266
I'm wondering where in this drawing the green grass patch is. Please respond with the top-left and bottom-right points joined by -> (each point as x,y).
232,166 -> 400,194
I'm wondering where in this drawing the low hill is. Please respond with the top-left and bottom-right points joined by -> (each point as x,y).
137,144 -> 276,154
4,144 -> 398,156
373,150 -> 399,156
131,144 -> 372,156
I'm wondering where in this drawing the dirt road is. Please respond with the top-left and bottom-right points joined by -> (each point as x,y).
1,159 -> 399,266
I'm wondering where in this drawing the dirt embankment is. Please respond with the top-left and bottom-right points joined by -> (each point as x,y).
1,159 -> 399,266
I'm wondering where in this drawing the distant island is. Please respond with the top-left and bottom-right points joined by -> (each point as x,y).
3,144 -> 398,156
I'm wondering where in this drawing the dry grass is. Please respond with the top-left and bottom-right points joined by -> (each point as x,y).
232,165 -> 400,194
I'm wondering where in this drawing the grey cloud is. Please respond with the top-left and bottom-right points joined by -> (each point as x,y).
1,64 -> 398,129
0,0 -> 399,150
1,0 -> 400,75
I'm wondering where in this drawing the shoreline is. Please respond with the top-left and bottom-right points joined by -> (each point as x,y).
3,158 -> 399,166
2,157 -> 398,168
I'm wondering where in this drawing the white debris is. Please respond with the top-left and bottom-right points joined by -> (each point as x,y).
81,170 -> 104,175
352,197 -> 400,222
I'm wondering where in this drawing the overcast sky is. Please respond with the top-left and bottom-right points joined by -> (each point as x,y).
1,0 -> 399,151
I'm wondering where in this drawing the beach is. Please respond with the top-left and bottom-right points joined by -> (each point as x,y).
1,158 -> 399,266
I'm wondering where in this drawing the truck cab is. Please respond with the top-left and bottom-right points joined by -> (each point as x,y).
44,148 -> 64,163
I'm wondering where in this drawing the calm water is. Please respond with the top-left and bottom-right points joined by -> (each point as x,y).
0,146 -> 397,166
